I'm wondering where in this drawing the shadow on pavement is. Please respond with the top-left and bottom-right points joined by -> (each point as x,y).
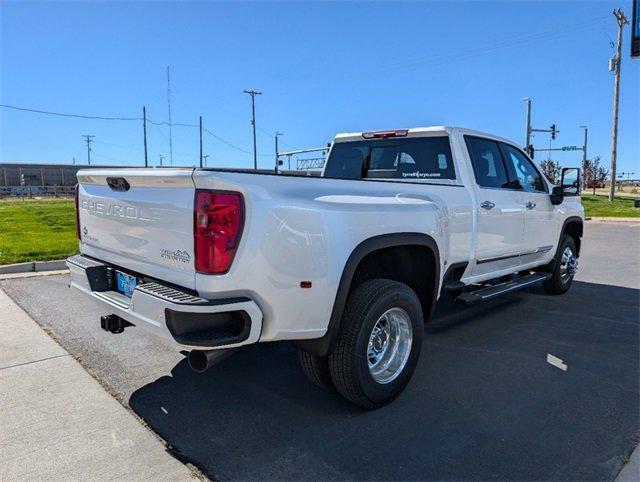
130,280 -> 639,481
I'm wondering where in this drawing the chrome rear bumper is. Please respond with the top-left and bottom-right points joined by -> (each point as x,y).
66,255 -> 263,350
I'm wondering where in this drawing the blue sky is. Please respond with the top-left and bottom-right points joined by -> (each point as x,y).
1,1 -> 638,175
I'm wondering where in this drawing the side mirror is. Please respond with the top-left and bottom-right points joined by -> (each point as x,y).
561,167 -> 580,196
550,185 -> 564,205
550,168 -> 581,205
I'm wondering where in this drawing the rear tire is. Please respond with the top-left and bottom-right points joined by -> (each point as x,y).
298,350 -> 334,391
328,279 -> 423,409
543,235 -> 578,295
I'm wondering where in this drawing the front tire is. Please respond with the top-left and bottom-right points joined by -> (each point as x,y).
543,235 -> 578,295
328,279 -> 423,409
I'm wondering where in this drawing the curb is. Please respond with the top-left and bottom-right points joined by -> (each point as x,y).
0,259 -> 67,275
586,217 -> 640,223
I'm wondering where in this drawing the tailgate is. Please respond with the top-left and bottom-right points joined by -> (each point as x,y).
76,168 -> 196,290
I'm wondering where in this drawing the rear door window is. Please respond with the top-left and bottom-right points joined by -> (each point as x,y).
324,136 -> 455,181
465,137 -> 510,189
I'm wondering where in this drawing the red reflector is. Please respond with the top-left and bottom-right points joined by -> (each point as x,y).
194,190 -> 244,274
74,184 -> 81,240
362,129 -> 409,139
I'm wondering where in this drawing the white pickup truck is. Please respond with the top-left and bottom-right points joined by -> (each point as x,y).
67,126 -> 583,408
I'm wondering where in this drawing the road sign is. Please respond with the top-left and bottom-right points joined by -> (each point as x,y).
561,146 -> 580,151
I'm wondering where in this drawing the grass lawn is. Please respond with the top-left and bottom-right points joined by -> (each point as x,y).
581,194 -> 640,218
0,199 -> 79,265
0,194 -> 637,265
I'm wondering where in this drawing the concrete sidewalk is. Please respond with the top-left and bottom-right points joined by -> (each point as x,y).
0,289 -> 196,481
616,446 -> 639,482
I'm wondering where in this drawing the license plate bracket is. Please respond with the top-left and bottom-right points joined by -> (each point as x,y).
115,271 -> 138,298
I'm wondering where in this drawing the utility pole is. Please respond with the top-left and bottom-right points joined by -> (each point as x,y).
580,125 -> 588,188
609,8 -> 629,201
243,89 -> 262,170
203,154 -> 210,167
199,116 -> 203,168
143,106 -> 148,167
167,66 -> 174,166
81,135 -> 94,165
274,132 -> 283,174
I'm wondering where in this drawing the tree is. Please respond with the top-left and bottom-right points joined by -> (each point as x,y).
539,159 -> 562,184
583,156 -> 609,194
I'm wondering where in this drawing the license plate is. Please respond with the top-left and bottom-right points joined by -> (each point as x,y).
115,271 -> 138,298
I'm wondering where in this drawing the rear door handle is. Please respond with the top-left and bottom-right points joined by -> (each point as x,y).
526,202 -> 536,210
480,201 -> 495,210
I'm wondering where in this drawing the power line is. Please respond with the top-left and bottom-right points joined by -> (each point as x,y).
256,125 -> 274,138
256,124 -> 294,149
0,104 -> 141,121
147,116 -> 271,157
1,104 -> 265,159
202,127 -> 255,155
291,15 -> 607,87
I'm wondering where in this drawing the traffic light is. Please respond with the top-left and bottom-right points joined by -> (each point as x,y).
550,124 -> 556,140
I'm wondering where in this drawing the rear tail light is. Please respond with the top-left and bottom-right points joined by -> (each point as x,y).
74,184 -> 81,240
194,190 -> 244,274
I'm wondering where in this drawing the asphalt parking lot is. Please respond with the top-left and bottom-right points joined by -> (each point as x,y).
2,220 -> 638,481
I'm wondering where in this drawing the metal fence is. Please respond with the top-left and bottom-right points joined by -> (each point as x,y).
0,163 -> 122,198
0,186 -> 76,199
277,147 -> 328,172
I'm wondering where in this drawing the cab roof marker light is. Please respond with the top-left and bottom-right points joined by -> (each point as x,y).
362,129 -> 409,139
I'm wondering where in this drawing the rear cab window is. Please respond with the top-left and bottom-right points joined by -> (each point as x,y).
324,136 -> 456,181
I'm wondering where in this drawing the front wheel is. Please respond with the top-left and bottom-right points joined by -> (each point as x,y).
543,235 -> 578,295
328,279 -> 423,409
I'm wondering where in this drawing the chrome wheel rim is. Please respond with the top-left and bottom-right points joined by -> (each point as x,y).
367,307 -> 413,384
560,246 -> 578,283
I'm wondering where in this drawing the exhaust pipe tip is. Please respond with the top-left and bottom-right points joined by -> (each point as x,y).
187,350 -> 210,373
187,348 -> 238,373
